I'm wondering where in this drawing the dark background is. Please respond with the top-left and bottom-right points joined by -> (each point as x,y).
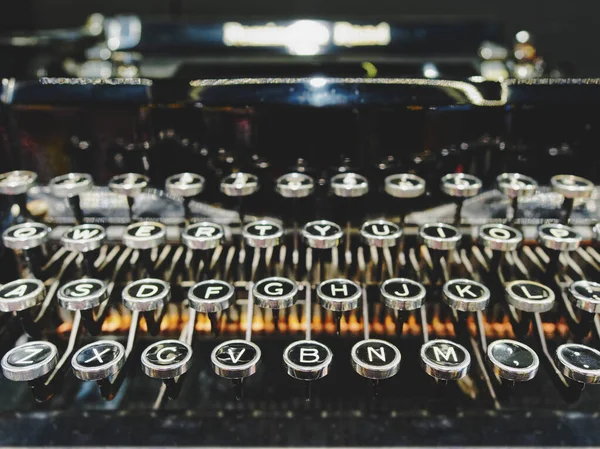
0,0 -> 597,76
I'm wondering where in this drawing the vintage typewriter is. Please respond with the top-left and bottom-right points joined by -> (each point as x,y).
1,12 -> 600,446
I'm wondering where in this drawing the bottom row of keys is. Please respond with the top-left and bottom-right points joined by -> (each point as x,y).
2,338 -> 600,388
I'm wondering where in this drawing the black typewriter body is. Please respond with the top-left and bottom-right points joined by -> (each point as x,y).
2,10 -> 600,448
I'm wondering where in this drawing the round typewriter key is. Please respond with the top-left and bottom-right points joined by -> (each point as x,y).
496,173 -> 538,199
49,173 -> 93,198
505,280 -> 555,313
165,172 -> 205,198
123,221 -> 166,250
71,340 -> 125,381
440,173 -> 482,198
419,223 -> 462,250
188,280 -> 234,313
283,340 -> 333,381
2,222 -> 50,250
360,220 -> 403,248
538,223 -> 581,252
141,340 -> 193,380
220,172 -> 259,197
61,224 -> 106,252
182,221 -> 224,250
276,172 -> 315,198
302,220 -> 343,249
330,173 -> 369,198
384,173 -> 426,199
253,277 -> 298,309
351,339 -> 401,380
420,339 -> 471,381
478,224 -> 523,252
57,278 -> 107,311
109,172 -> 149,197
0,170 -> 37,196
551,174 -> 594,199
1,341 -> 58,382
211,339 -> 261,379
442,279 -> 490,312
487,339 -> 539,382
555,343 -> 600,384
122,279 -> 170,312
0,279 -> 45,312
317,279 -> 361,312
568,280 -> 600,314
380,278 -> 426,311
243,219 -> 284,248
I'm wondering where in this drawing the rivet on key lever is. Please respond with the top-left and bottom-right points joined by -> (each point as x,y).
122,279 -> 170,336
478,223 -> 523,273
0,279 -> 46,337
71,340 -> 126,381
317,279 -> 361,335
302,220 -> 344,283
1,341 -> 58,385
182,221 -> 224,280
384,173 -> 426,224
487,339 -> 539,383
0,170 -> 37,221
123,221 -> 166,277
420,339 -> 471,382
551,174 -> 594,224
188,280 -> 234,335
440,173 -> 482,226
351,339 -> 401,395
505,280 -> 555,337
61,224 -> 106,276
496,173 -> 538,224
253,277 -> 298,332
165,172 -> 205,223
49,173 -> 93,225
220,172 -> 260,228
57,278 -> 108,335
2,222 -> 50,279
109,173 -> 150,222
555,343 -> 600,385
141,340 -> 193,399
380,278 -> 426,336
211,339 -> 261,400
537,223 -> 581,278
283,340 -> 333,401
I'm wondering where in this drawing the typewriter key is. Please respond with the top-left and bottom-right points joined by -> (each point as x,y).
283,340 -> 333,381
440,173 -> 482,225
568,280 -> 600,314
419,223 -> 462,251
220,172 -> 259,197
61,224 -> 106,275
496,173 -> 537,223
420,339 -> 471,381
0,279 -> 45,312
165,172 -> 205,221
49,173 -> 93,224
380,278 -> 426,311
109,173 -> 150,221
442,279 -> 490,312
551,174 -> 595,224
123,221 -> 166,250
71,340 -> 126,381
141,340 -> 193,380
243,219 -> 284,248
1,341 -> 58,382
253,277 -> 298,309
122,279 -> 170,312
384,173 -> 426,199
505,280 -> 555,313
58,278 -> 107,311
302,220 -> 344,249
351,339 -> 401,380
360,220 -> 403,248
188,280 -> 234,335
478,224 -> 523,252
538,223 -> 582,252
182,222 -> 224,250
0,170 -> 37,220
276,172 -> 315,198
2,222 -> 50,251
330,173 -> 369,198
211,340 -> 261,379
555,343 -> 600,384
487,339 -> 539,382
317,279 -> 361,312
